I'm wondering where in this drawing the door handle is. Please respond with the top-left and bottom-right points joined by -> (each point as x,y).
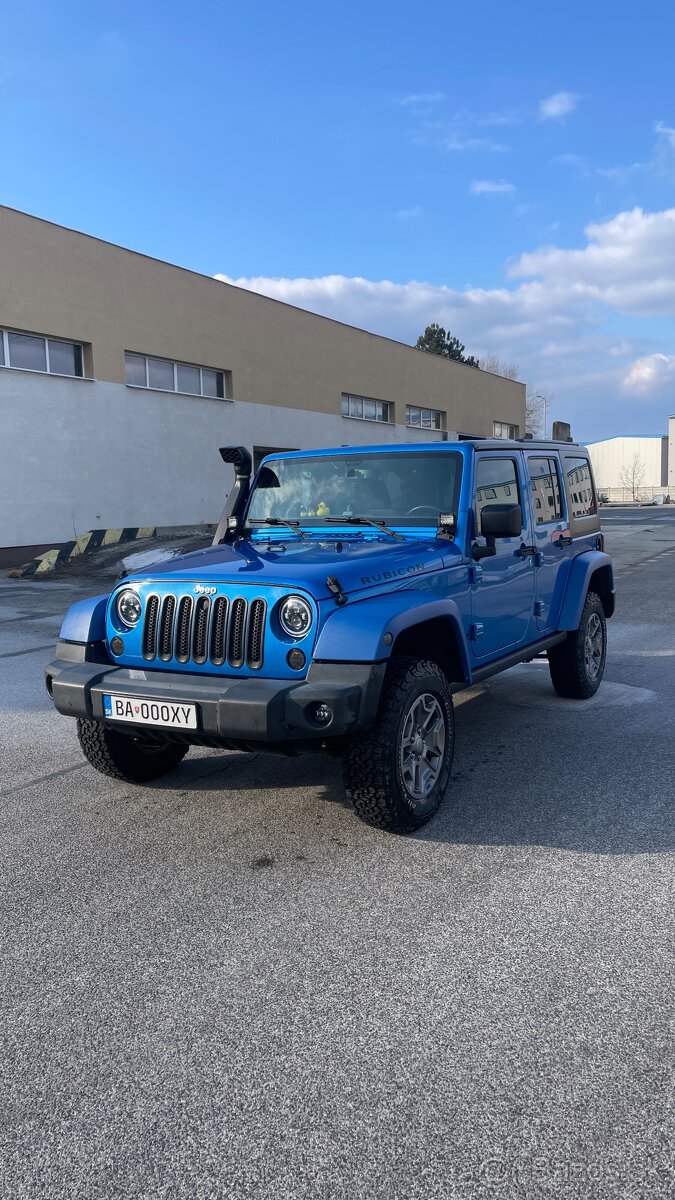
515,544 -> 535,558
555,535 -> 574,548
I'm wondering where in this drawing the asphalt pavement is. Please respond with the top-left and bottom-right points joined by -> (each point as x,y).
1,512 -> 675,1199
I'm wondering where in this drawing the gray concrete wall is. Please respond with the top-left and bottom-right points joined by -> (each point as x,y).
0,371 -> 448,548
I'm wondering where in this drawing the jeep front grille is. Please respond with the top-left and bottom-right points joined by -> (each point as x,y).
142,593 -> 267,670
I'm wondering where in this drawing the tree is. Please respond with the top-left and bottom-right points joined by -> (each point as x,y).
526,387 -> 547,438
479,354 -> 520,380
415,324 -> 480,368
620,452 -> 646,501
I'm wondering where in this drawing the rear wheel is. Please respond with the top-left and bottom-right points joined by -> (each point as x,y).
343,657 -> 455,833
77,719 -> 188,782
548,590 -> 607,699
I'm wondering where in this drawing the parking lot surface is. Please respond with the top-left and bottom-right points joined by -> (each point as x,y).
2,513 -> 675,1199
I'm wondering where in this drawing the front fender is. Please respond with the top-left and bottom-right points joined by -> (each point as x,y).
313,593 -> 471,679
558,552 -> 615,630
59,594 -> 110,643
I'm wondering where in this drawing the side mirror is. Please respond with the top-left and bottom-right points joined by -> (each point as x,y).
472,503 -> 522,561
480,503 -> 522,538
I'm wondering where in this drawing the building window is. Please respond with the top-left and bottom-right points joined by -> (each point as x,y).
125,351 -> 227,399
493,421 -> 519,440
341,393 -> 391,422
406,405 -> 443,430
0,328 -> 84,377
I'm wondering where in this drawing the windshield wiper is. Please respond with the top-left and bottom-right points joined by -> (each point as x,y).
251,518 -> 308,539
323,516 -> 404,541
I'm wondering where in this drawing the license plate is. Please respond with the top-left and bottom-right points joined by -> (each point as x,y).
103,694 -> 197,729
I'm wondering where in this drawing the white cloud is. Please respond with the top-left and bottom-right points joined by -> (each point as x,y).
509,207 -> 675,315
539,91 -> 580,121
655,121 -> 675,151
623,353 -> 675,392
446,136 -> 507,152
395,205 -> 423,221
469,179 -> 516,196
215,205 -> 675,438
399,91 -> 444,107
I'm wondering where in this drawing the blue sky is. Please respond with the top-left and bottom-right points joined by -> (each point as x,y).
2,0 -> 675,440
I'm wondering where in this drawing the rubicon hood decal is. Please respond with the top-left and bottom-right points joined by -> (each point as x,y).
123,535 -> 458,600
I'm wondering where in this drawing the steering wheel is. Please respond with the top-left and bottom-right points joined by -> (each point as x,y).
405,505 -> 439,517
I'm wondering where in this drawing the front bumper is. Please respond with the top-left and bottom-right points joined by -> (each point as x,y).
45,643 -> 386,745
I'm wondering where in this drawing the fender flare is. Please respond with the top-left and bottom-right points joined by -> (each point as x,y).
59,594 -> 109,643
313,593 -> 471,681
558,552 -> 614,630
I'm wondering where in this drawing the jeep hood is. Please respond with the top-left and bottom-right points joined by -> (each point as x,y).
123,536 -> 460,601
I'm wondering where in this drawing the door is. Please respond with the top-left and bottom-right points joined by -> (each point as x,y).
470,453 -> 536,660
525,454 -> 571,631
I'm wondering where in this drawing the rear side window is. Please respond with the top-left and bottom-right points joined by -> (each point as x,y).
528,457 -> 563,524
476,457 -> 520,534
563,456 -> 597,519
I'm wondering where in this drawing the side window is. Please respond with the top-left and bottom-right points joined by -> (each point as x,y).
563,456 -> 597,519
475,457 -> 520,534
528,457 -> 563,524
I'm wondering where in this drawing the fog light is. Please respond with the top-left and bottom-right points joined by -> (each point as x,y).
110,636 -> 124,656
313,703 -> 333,725
287,648 -> 306,670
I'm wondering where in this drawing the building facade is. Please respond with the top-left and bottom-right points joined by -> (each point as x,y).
0,206 -> 525,561
586,433 -> 672,498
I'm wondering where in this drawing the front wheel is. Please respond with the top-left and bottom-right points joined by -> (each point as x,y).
548,590 -> 607,699
343,657 -> 455,833
77,719 -> 189,782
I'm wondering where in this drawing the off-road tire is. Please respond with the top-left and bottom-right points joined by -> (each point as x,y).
343,657 -> 455,833
548,590 -> 607,699
76,719 -> 188,782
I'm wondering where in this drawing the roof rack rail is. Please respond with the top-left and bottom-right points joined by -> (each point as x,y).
517,436 -> 577,446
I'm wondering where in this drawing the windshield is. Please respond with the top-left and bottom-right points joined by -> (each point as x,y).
246,451 -> 462,527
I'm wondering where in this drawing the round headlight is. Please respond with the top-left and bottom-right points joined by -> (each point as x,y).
279,595 -> 312,638
116,589 -> 142,628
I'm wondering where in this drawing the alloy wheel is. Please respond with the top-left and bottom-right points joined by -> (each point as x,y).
399,692 -> 446,802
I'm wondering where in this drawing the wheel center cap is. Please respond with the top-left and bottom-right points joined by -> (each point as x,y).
413,734 -> 425,756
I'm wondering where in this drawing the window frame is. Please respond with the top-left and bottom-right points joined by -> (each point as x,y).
492,420 -> 519,440
527,455 -> 564,526
406,404 -> 443,430
341,392 -> 391,423
124,351 -> 228,400
474,454 -> 523,537
0,327 -> 85,378
562,454 -> 600,533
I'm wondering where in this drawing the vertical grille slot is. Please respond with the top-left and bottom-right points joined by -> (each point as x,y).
158,594 -> 176,661
175,596 -> 193,663
246,599 -> 266,669
210,597 -> 228,666
142,594 -> 160,660
192,596 -> 210,664
228,598 -> 247,668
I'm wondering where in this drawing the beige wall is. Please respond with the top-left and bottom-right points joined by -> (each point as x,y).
0,206 -> 524,436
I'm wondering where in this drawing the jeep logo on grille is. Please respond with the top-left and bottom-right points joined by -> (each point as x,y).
193,584 -> 217,595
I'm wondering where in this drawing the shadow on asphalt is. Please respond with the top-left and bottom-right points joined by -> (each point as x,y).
143,672 -> 675,858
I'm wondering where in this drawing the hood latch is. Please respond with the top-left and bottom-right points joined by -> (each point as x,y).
326,576 -> 348,606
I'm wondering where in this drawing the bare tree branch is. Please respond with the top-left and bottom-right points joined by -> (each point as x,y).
619,452 -> 646,501
480,355 -> 521,380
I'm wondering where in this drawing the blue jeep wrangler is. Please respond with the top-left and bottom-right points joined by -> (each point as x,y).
46,439 -> 614,833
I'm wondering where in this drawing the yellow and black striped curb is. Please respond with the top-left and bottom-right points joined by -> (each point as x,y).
9,528 -> 156,578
